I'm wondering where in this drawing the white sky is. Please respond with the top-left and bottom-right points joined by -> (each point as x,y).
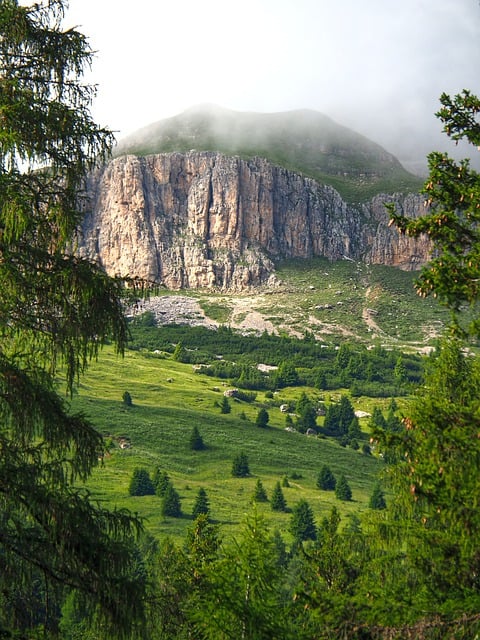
63,0 -> 480,172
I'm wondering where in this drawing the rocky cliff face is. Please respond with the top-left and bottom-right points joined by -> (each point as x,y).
77,151 -> 430,290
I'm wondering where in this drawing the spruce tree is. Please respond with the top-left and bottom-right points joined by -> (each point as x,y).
252,479 -> 269,503
161,483 -> 182,517
192,488 -> 210,519
128,468 -> 155,496
317,465 -> 336,491
271,481 -> 287,512
220,396 -> 231,414
255,407 -> 270,428
152,468 -> 170,497
0,1 -> 145,632
122,391 -> 133,407
190,425 -> 205,451
369,483 -> 387,510
335,475 -> 353,501
290,499 -> 317,542
231,452 -> 250,477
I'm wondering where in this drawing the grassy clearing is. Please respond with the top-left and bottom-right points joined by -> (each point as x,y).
71,347 -> 384,545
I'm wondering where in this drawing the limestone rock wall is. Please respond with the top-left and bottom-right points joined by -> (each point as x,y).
77,151 -> 430,290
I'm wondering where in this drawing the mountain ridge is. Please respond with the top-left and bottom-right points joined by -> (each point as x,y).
114,105 -> 422,202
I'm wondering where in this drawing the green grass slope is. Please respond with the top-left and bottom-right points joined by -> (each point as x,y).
71,347 -> 384,544
114,105 -> 422,202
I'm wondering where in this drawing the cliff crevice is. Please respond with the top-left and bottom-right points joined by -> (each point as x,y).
77,151 -> 430,290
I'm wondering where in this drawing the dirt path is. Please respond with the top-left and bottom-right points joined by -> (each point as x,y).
362,286 -> 386,337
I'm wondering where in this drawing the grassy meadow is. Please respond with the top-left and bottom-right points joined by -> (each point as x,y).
70,346 -> 386,545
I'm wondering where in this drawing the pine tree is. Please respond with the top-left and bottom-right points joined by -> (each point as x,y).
0,1 -> 145,632
231,452 -> 250,477
317,465 -> 337,491
192,488 -> 210,519
271,481 -> 287,512
128,468 -> 155,496
161,483 -> 182,517
190,425 -> 205,450
335,475 -> 353,501
252,479 -> 268,503
290,499 -> 317,542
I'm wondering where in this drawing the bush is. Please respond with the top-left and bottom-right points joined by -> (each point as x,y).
122,391 -> 133,407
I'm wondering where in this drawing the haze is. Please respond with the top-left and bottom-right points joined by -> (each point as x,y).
64,0 -> 480,174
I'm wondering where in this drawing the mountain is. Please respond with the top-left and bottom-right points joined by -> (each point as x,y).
114,105 -> 423,203
78,150 -> 430,291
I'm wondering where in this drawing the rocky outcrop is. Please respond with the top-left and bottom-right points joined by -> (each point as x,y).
77,151 -> 430,290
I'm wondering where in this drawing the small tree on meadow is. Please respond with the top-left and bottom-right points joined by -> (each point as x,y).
192,487 -> 210,519
232,452 -> 250,477
290,499 -> 317,542
153,469 -> 170,497
335,474 -> 352,502
317,465 -> 336,491
122,391 -> 133,407
271,481 -> 287,512
255,408 -> 270,428
161,482 -> 182,517
128,468 -> 155,496
220,396 -> 231,414
252,479 -> 268,503
369,483 -> 387,510
190,425 -> 205,451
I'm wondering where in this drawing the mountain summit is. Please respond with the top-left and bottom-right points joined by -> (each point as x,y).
114,105 -> 422,202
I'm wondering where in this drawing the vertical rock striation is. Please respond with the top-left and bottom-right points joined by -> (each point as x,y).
77,151 -> 430,290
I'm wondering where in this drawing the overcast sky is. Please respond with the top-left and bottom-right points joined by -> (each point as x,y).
64,0 -> 480,173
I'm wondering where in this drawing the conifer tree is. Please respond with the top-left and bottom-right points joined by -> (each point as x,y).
335,475 -> 353,501
255,407 -> 270,428
231,452 -> 250,477
153,468 -> 170,497
161,482 -> 182,517
369,483 -> 387,510
190,425 -> 205,451
271,481 -> 287,512
220,396 -> 231,414
0,1 -> 145,633
252,479 -> 268,503
192,487 -> 210,519
128,468 -> 155,496
317,465 -> 337,491
290,499 -> 317,542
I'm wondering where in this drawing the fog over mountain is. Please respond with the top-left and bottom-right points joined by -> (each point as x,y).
65,0 -> 480,174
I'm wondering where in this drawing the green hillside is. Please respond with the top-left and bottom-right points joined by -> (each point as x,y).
114,105 -> 423,202
71,346 -> 388,544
